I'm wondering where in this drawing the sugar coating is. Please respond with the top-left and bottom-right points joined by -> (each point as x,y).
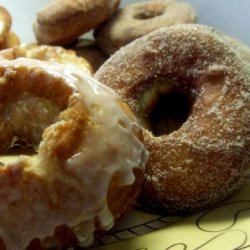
95,24 -> 250,214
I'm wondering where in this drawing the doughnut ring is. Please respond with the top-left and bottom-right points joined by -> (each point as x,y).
70,38 -> 107,72
0,44 -> 93,75
0,58 -> 148,249
94,0 -> 196,55
0,5 -> 11,45
33,0 -> 121,46
95,24 -> 250,214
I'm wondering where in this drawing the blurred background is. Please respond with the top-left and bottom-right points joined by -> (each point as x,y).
1,0 -> 250,45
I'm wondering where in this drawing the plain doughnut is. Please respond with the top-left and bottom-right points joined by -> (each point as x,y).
0,44 -> 93,75
0,58 -> 148,249
33,0 -> 121,46
95,24 -> 250,214
94,0 -> 196,55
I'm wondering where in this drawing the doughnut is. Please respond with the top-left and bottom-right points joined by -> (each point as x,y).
0,6 -> 20,51
0,31 -> 20,49
70,38 -> 107,72
0,5 -> 11,45
94,0 -> 197,55
223,35 -> 250,63
0,58 -> 148,249
33,0 -> 121,46
0,44 -> 93,75
95,24 -> 250,214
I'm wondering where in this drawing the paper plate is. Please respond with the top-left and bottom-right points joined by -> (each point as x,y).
88,179 -> 250,249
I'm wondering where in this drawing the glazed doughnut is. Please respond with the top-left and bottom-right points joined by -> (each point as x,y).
0,58 -> 148,249
0,5 -> 11,45
95,24 -> 250,214
94,0 -> 196,55
0,44 -> 93,75
70,39 -> 107,72
33,0 -> 121,46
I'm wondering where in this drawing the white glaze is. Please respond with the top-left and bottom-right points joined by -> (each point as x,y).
0,58 -> 148,249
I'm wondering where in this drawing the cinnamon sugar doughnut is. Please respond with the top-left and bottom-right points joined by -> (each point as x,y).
95,24 -> 250,214
0,44 -> 93,75
94,0 -> 196,55
0,58 -> 148,249
0,5 -> 11,45
33,0 -> 121,46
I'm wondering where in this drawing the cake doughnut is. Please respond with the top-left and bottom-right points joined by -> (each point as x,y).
95,24 -> 250,214
33,0 -> 121,46
70,38 -> 107,72
0,58 -> 148,249
94,0 -> 196,55
0,44 -> 93,75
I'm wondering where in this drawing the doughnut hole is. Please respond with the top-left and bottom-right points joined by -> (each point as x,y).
0,66 -> 72,164
7,93 -> 61,141
139,77 -> 195,136
148,89 -> 194,136
133,3 -> 164,20
134,10 -> 164,20
0,93 -> 62,164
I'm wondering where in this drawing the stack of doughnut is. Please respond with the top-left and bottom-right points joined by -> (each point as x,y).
95,24 -> 250,215
0,0 -> 249,249
32,0 -> 197,71
0,5 -> 20,50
